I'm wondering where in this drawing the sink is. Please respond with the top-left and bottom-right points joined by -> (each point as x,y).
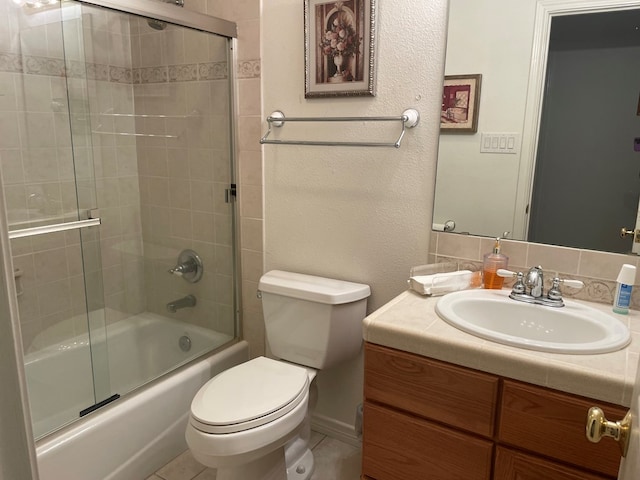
435,289 -> 631,354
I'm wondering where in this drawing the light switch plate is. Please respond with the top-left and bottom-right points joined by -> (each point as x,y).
480,133 -> 520,154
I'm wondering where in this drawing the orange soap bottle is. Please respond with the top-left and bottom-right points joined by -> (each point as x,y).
483,237 -> 508,289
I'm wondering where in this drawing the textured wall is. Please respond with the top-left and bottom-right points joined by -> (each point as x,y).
262,0 -> 448,438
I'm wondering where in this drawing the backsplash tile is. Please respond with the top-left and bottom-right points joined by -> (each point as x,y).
431,232 -> 640,310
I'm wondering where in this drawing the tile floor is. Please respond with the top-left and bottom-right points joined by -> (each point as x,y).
146,431 -> 362,480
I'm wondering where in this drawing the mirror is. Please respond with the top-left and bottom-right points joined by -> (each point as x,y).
433,0 -> 640,255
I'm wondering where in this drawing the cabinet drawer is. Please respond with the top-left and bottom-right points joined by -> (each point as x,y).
364,343 -> 499,437
498,380 -> 625,478
362,402 -> 493,480
494,446 -> 612,480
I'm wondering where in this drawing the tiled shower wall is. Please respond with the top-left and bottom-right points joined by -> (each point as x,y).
0,4 -> 146,352
131,17 -> 235,334
184,0 -> 265,357
0,2 -> 246,351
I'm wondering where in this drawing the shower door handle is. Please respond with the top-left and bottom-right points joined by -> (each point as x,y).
8,218 -> 101,239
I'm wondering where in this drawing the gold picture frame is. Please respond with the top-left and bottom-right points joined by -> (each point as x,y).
441,74 -> 482,133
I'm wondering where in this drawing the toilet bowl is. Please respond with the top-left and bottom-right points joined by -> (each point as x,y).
186,356 -> 317,479
186,271 -> 370,480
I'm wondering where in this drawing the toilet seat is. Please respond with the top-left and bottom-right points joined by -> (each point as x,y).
190,357 -> 310,435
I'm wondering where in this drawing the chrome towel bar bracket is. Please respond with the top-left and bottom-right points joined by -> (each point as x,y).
260,108 -> 420,148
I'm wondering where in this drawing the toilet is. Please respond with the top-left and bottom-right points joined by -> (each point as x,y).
185,270 -> 371,480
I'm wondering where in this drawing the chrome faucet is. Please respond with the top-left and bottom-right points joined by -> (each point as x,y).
167,294 -> 196,313
525,266 -> 544,298
498,266 -> 584,308
168,249 -> 203,283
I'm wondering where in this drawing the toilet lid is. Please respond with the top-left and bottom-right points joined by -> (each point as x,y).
190,357 -> 310,434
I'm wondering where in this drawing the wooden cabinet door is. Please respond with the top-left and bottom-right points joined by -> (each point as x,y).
362,402 -> 493,480
364,343 -> 499,437
494,447 -> 613,480
498,380 -> 625,477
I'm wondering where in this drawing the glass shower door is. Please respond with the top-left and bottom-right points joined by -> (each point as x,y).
2,0 -> 238,440
3,0 -> 110,438
60,0 -> 238,398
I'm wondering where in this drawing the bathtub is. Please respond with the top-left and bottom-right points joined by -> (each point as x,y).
31,311 -> 248,480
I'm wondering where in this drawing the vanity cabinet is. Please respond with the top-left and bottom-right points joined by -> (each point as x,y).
362,343 -> 626,480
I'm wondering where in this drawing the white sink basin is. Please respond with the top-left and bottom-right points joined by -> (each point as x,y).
435,289 -> 630,354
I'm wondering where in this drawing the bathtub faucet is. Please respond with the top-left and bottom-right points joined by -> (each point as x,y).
167,294 -> 196,313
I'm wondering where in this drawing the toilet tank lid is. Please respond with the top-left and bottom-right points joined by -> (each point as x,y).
259,270 -> 371,305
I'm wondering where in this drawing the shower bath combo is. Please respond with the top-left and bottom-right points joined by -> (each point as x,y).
0,0 -> 245,478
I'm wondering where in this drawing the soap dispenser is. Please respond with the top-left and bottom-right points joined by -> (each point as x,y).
483,238 -> 509,289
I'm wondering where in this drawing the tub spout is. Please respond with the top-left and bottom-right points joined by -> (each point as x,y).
167,294 -> 196,313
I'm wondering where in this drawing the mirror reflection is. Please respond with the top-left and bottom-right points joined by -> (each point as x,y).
433,0 -> 640,255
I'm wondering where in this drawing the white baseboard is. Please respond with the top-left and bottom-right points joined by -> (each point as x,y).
311,413 -> 361,448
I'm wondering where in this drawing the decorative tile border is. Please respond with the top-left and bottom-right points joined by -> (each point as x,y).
238,60 -> 260,79
168,64 -> 198,82
23,55 -> 65,77
0,53 -> 259,84
110,65 -> 133,84
199,62 -> 227,80
86,62 -> 109,81
0,53 -> 22,73
134,66 -> 168,84
65,59 -> 88,79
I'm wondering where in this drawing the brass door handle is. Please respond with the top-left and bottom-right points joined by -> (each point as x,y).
586,406 -> 631,457
620,227 -> 637,238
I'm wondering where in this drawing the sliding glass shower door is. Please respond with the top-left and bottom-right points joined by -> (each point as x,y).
1,0 -> 238,439
3,0 -> 111,438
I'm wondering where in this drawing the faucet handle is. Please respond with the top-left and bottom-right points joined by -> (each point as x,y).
547,276 -> 584,303
168,249 -> 203,283
498,269 -> 526,295
497,268 -> 517,278
558,278 -> 584,289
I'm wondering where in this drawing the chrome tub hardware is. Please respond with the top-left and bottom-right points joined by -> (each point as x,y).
167,294 -> 197,313
178,335 -> 192,352
168,249 -> 203,283
497,266 -> 584,308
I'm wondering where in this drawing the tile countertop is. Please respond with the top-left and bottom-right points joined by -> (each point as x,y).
362,289 -> 640,407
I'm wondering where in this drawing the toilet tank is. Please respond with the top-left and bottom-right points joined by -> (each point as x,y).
258,270 -> 371,369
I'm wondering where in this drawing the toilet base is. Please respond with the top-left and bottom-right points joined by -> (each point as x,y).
216,446 -> 286,480
286,447 -> 314,480
214,445 -> 313,480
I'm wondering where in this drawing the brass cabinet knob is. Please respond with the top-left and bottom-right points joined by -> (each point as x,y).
586,406 -> 631,457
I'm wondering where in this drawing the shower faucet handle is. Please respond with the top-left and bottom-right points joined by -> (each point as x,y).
168,249 -> 203,283
168,263 -> 193,276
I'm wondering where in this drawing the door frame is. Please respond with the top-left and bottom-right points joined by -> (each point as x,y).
513,0 -> 640,239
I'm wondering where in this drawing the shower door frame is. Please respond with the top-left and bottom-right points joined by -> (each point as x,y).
58,0 -> 242,430
67,0 -> 245,361
74,0 -> 237,37
1,0 -> 242,474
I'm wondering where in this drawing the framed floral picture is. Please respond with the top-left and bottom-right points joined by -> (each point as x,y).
441,74 -> 482,133
304,0 -> 377,98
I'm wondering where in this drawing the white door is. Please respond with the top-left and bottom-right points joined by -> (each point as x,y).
618,352 -> 640,478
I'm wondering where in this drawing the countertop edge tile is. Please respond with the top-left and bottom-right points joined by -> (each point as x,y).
363,289 -> 638,407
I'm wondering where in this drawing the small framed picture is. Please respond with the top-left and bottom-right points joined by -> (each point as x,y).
304,0 -> 377,98
441,74 -> 482,133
